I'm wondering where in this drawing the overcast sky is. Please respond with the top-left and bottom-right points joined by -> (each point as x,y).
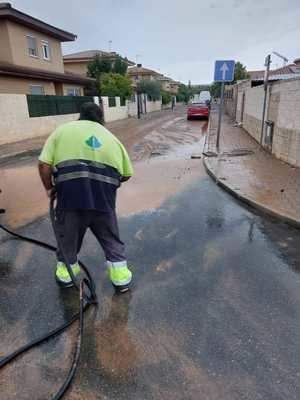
14,0 -> 300,84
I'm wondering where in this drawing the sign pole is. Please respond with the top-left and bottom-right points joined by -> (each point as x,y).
216,81 -> 225,152
214,60 -> 235,153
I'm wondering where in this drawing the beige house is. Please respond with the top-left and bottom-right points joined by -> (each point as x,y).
128,65 -> 163,88
0,2 -> 94,95
63,50 -> 135,77
158,76 -> 180,94
128,65 -> 180,94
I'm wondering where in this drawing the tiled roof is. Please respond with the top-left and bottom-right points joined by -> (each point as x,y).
252,74 -> 300,82
0,62 -> 95,84
248,64 -> 298,80
0,3 -> 76,42
157,76 -> 172,81
63,50 -> 135,65
64,50 -> 116,60
128,66 -> 162,76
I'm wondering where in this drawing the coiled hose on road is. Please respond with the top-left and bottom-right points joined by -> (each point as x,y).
0,202 -> 98,400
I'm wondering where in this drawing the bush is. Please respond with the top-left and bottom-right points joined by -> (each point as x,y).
176,84 -> 192,103
101,73 -> 133,99
137,79 -> 161,101
161,90 -> 172,105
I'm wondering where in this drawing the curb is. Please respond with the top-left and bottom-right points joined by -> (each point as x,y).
203,156 -> 300,229
0,148 -> 41,165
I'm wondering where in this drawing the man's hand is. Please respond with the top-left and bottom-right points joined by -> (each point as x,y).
47,188 -> 56,199
38,161 -> 54,196
120,176 -> 131,183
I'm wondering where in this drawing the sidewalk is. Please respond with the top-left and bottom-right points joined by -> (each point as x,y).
203,111 -> 300,228
0,135 -> 47,164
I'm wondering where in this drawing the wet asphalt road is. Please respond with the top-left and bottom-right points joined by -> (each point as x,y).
1,109 -> 300,400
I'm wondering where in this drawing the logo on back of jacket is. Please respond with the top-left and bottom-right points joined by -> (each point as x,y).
85,135 -> 102,151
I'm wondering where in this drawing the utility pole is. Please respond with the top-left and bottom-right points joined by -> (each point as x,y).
136,63 -> 141,119
108,40 -> 112,52
260,54 -> 271,145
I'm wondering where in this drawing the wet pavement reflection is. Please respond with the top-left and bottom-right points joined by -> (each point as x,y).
1,176 -> 300,400
1,110 -> 300,399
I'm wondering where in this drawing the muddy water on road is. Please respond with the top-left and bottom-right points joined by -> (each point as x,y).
2,110 -> 300,400
0,160 -> 47,228
0,112 -> 207,228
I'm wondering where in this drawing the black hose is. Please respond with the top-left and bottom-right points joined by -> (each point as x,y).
0,204 -> 98,399
51,281 -> 85,400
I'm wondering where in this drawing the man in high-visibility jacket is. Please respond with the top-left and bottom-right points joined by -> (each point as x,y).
38,102 -> 133,293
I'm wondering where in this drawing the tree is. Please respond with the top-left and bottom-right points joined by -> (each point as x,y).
176,84 -> 192,103
161,90 -> 172,105
113,56 -> 128,75
234,61 -> 250,82
87,54 -> 112,80
101,73 -> 133,99
210,81 -> 221,98
137,79 -> 161,101
87,54 -> 130,96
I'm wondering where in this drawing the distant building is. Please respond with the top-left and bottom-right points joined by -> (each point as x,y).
128,64 -> 180,94
158,76 -> 180,94
0,2 -> 94,95
248,59 -> 300,84
127,64 -> 162,88
63,50 -> 135,76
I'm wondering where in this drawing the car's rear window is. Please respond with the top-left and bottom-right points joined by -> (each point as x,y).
189,102 -> 207,106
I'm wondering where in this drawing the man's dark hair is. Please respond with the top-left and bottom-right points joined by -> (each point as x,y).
79,102 -> 104,125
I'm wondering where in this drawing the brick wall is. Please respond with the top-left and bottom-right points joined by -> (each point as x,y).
270,79 -> 300,166
230,78 -> 300,167
235,81 -> 250,123
242,85 -> 266,142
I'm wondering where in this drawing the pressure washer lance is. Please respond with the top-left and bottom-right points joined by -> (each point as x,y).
0,197 -> 98,400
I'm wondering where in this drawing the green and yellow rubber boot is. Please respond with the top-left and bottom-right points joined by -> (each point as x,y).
55,261 -> 81,288
107,261 -> 132,293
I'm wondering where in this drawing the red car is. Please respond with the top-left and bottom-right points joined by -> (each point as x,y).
187,102 -> 210,120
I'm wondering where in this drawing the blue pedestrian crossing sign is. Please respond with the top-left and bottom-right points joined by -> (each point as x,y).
214,60 -> 235,82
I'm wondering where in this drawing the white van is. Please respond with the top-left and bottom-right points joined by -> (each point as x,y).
199,91 -> 211,103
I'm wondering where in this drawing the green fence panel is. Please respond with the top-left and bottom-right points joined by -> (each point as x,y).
27,95 -> 94,118
108,97 -> 116,107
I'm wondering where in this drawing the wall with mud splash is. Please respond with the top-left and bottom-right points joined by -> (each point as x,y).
0,94 -> 78,145
231,78 -> 300,168
269,79 -> 300,167
243,85 -> 267,143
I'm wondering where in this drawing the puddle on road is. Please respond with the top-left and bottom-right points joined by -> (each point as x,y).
0,116 -> 207,228
0,155 -> 206,229
118,157 -> 206,217
0,162 -> 48,228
